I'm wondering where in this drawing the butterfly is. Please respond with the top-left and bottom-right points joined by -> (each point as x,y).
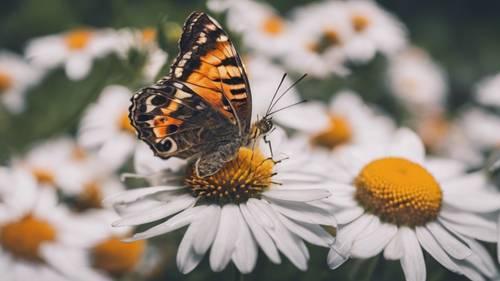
130,11 -> 281,178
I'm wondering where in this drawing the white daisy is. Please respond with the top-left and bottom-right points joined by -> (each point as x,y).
0,51 -> 42,113
78,85 -> 137,170
277,90 -> 395,151
14,137 -> 99,191
0,167 -> 104,281
475,72 -> 500,108
208,0 -> 290,58
107,128 -> 335,273
387,47 -> 448,113
343,0 -> 407,62
25,28 -> 121,80
459,108 -> 500,156
325,128 -> 500,281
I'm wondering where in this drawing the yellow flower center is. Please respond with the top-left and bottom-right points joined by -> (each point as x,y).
262,16 -> 285,36
0,71 -> 13,93
92,236 -> 145,277
141,27 -> 156,44
32,168 -> 56,185
308,28 -> 341,54
351,14 -> 371,32
118,111 -> 135,133
0,214 -> 57,262
71,147 -> 87,161
185,147 -> 274,204
416,113 -> 450,151
75,181 -> 103,211
355,157 -> 442,227
311,114 -> 352,149
65,29 -> 92,50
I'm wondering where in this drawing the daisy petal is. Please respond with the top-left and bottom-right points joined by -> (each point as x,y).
268,198 -> 336,226
103,185 -> 184,206
210,204 -> 239,272
192,205 -> 220,255
327,247 -> 349,270
177,221 -> 204,274
351,223 -> 397,258
400,227 -> 426,281
387,128 -> 425,163
426,222 -> 471,259
277,213 -> 334,247
415,226 -> 461,273
384,231 -> 403,260
263,188 -> 330,202
232,208 -> 258,273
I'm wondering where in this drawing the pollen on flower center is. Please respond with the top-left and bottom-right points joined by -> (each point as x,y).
141,27 -> 156,44
75,181 -> 103,211
262,16 -> 285,36
0,214 -> 57,262
351,14 -> 371,32
354,157 -> 442,227
118,111 -> 135,133
0,72 -> 13,93
32,168 -> 56,185
185,147 -> 274,204
311,114 -> 352,149
92,236 -> 145,277
308,28 -> 342,54
65,29 -> 92,50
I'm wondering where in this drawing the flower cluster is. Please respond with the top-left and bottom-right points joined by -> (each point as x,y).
0,1 -> 499,281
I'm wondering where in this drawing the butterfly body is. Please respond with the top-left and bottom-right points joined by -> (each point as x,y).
130,11 -> 273,177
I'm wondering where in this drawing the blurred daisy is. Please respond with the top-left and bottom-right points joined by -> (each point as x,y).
107,129 -> 335,273
285,1 -> 352,77
278,91 -> 394,151
0,167 -> 102,281
208,0 -> 290,58
326,128 -> 500,281
15,137 -> 98,190
459,108 -> 500,156
26,28 -> 121,80
475,72 -> 500,107
78,85 -> 137,170
343,0 -> 407,62
0,51 -> 42,113
387,47 -> 448,113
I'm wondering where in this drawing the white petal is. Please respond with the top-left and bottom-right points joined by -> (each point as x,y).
387,128 -> 425,164
426,222 -> 471,259
192,205 -> 221,255
351,223 -> 397,258
384,231 -> 403,260
415,226 -> 461,273
498,215 -> 500,264
112,194 -> 195,226
277,214 -> 334,247
232,207 -> 258,273
240,203 -> 281,264
335,214 -> 374,255
399,227 -> 426,281
209,204 -> 239,272
103,185 -> 184,206
130,206 -> 202,240
263,188 -> 330,202
177,220 -> 204,274
439,214 -> 497,242
459,238 -> 497,278
425,158 -> 466,181
65,54 -> 92,80
268,199 -> 336,226
246,198 -> 274,229
333,206 -> 364,224
443,191 -> 500,213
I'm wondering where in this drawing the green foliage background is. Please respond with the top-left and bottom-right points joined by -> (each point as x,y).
0,0 -> 499,280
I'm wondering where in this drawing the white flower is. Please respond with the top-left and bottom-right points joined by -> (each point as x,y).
475,73 -> 500,107
0,51 -> 42,113
277,90 -> 395,151
387,47 -> 448,112
343,0 -> 407,62
208,0 -> 290,58
107,128 -> 335,273
0,167 -> 104,281
325,128 -> 500,281
25,28 -> 121,80
78,85 -> 138,170
459,108 -> 500,154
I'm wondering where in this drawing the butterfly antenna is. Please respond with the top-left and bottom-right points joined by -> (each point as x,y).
267,99 -> 308,116
266,73 -> 307,117
266,73 -> 288,116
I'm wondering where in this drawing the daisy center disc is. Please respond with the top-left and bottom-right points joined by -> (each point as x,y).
311,114 -> 352,149
65,29 -> 92,50
141,27 -> 157,44
185,147 -> 274,204
354,157 -> 442,227
351,14 -> 371,32
32,168 -> 56,185
0,72 -> 13,93
308,28 -> 342,54
0,214 -> 56,262
92,236 -> 145,277
75,181 -> 103,211
262,16 -> 285,36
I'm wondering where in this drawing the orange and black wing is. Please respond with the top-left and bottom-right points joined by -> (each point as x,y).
168,11 -> 252,135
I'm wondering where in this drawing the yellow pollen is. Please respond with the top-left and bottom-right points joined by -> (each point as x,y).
416,113 -> 450,152
0,72 -> 13,93
0,214 -> 57,262
185,147 -> 274,204
262,16 -> 285,36
355,157 -> 442,227
141,27 -> 156,44
351,14 -> 371,32
32,168 -> 56,185
75,181 -> 103,211
65,29 -> 92,50
311,114 -> 352,149
308,28 -> 342,54
92,236 -> 145,277
71,147 -> 87,161
118,111 -> 135,133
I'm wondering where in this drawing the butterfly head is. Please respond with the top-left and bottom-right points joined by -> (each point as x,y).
256,116 -> 274,136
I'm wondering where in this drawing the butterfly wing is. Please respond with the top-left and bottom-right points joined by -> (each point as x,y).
168,11 -> 252,135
